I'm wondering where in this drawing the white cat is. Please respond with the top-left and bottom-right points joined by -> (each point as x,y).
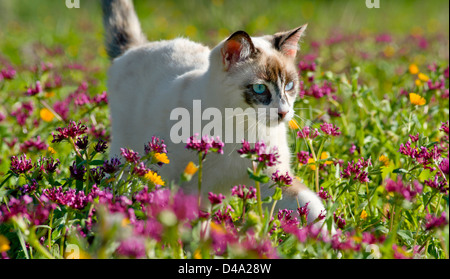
102,0 -> 329,228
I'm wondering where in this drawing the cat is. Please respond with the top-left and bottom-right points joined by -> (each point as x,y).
102,0 -> 330,230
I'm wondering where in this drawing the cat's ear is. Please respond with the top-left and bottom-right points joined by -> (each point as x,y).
221,31 -> 256,71
273,24 -> 307,58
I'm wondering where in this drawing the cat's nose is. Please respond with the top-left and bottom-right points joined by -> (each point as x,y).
278,111 -> 288,120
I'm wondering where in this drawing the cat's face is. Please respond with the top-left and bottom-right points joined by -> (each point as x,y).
219,25 -> 307,126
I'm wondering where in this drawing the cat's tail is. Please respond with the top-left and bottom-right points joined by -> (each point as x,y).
101,0 -> 147,60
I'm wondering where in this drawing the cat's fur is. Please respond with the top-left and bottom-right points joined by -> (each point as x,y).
102,0 -> 330,228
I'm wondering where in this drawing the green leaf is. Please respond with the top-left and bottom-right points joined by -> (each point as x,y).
247,168 -> 270,183
397,230 -> 413,243
393,168 -> 408,174
89,160 -> 105,166
262,196 -> 272,203
419,168 -> 433,181
272,187 -> 282,201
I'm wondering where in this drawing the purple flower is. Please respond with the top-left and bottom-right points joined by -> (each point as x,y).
11,101 -> 33,126
20,179 -> 38,194
185,134 -> 224,155
333,213 -> 346,229
120,148 -> 141,164
297,202 -> 310,220
19,136 -> 48,153
320,122 -> 341,137
91,167 -> 105,184
231,185 -> 256,200
208,192 -> 226,205
375,33 -> 392,43
297,126 -> 320,139
409,133 -> 420,142
144,136 -> 167,154
133,219 -> 163,241
43,157 -> 60,173
94,139 -> 108,153
331,231 -> 361,252
440,121 -> 449,135
75,136 -> 89,150
10,154 -> 33,175
92,91 -> 108,105
132,162 -> 149,176
385,178 -> 420,201
425,212 -> 448,230
1,66 -> 16,80
0,195 -> 55,226
297,151 -> 311,165
439,158 -> 449,175
278,209 -> 300,230
51,121 -> 88,143
102,157 -> 121,174
237,140 -> 279,168
69,161 -> 86,181
53,100 -> 70,121
25,81 -> 43,96
341,157 -> 372,183
298,60 -> 316,73
349,143 -> 357,154
213,205 -> 235,230
271,170 -> 293,186
116,238 -> 146,259
318,187 -> 331,201
424,174 -> 448,194
172,190 -> 198,221
241,233 -> 279,259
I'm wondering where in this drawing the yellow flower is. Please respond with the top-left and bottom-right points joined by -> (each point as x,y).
288,119 -> 300,130
106,177 -> 116,183
409,93 -> 426,106
40,108 -> 54,122
154,152 -> 170,164
305,152 -> 332,170
48,146 -> 56,154
145,170 -> 165,186
44,91 -> 55,98
193,249 -> 202,259
320,152 -> 333,165
415,79 -> 422,87
418,72 -> 430,82
360,210 -> 368,220
121,218 -> 130,227
378,155 -> 390,167
383,45 -> 395,57
210,222 -> 226,235
0,235 -> 10,253
408,64 -> 419,74
184,161 -> 199,176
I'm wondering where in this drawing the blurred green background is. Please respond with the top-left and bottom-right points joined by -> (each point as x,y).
1,0 -> 448,64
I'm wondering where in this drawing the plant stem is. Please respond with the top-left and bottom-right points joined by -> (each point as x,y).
253,162 -> 263,218
47,209 -> 54,252
197,153 -> 203,207
269,200 -> 278,223
307,139 -> 320,192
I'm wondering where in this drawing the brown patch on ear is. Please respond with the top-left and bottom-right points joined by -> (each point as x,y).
221,31 -> 256,71
272,24 -> 308,58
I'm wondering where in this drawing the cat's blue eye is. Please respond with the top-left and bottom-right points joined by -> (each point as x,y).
252,84 -> 266,94
285,81 -> 294,91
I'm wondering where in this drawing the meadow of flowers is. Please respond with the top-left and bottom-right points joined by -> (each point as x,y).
0,0 -> 448,260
